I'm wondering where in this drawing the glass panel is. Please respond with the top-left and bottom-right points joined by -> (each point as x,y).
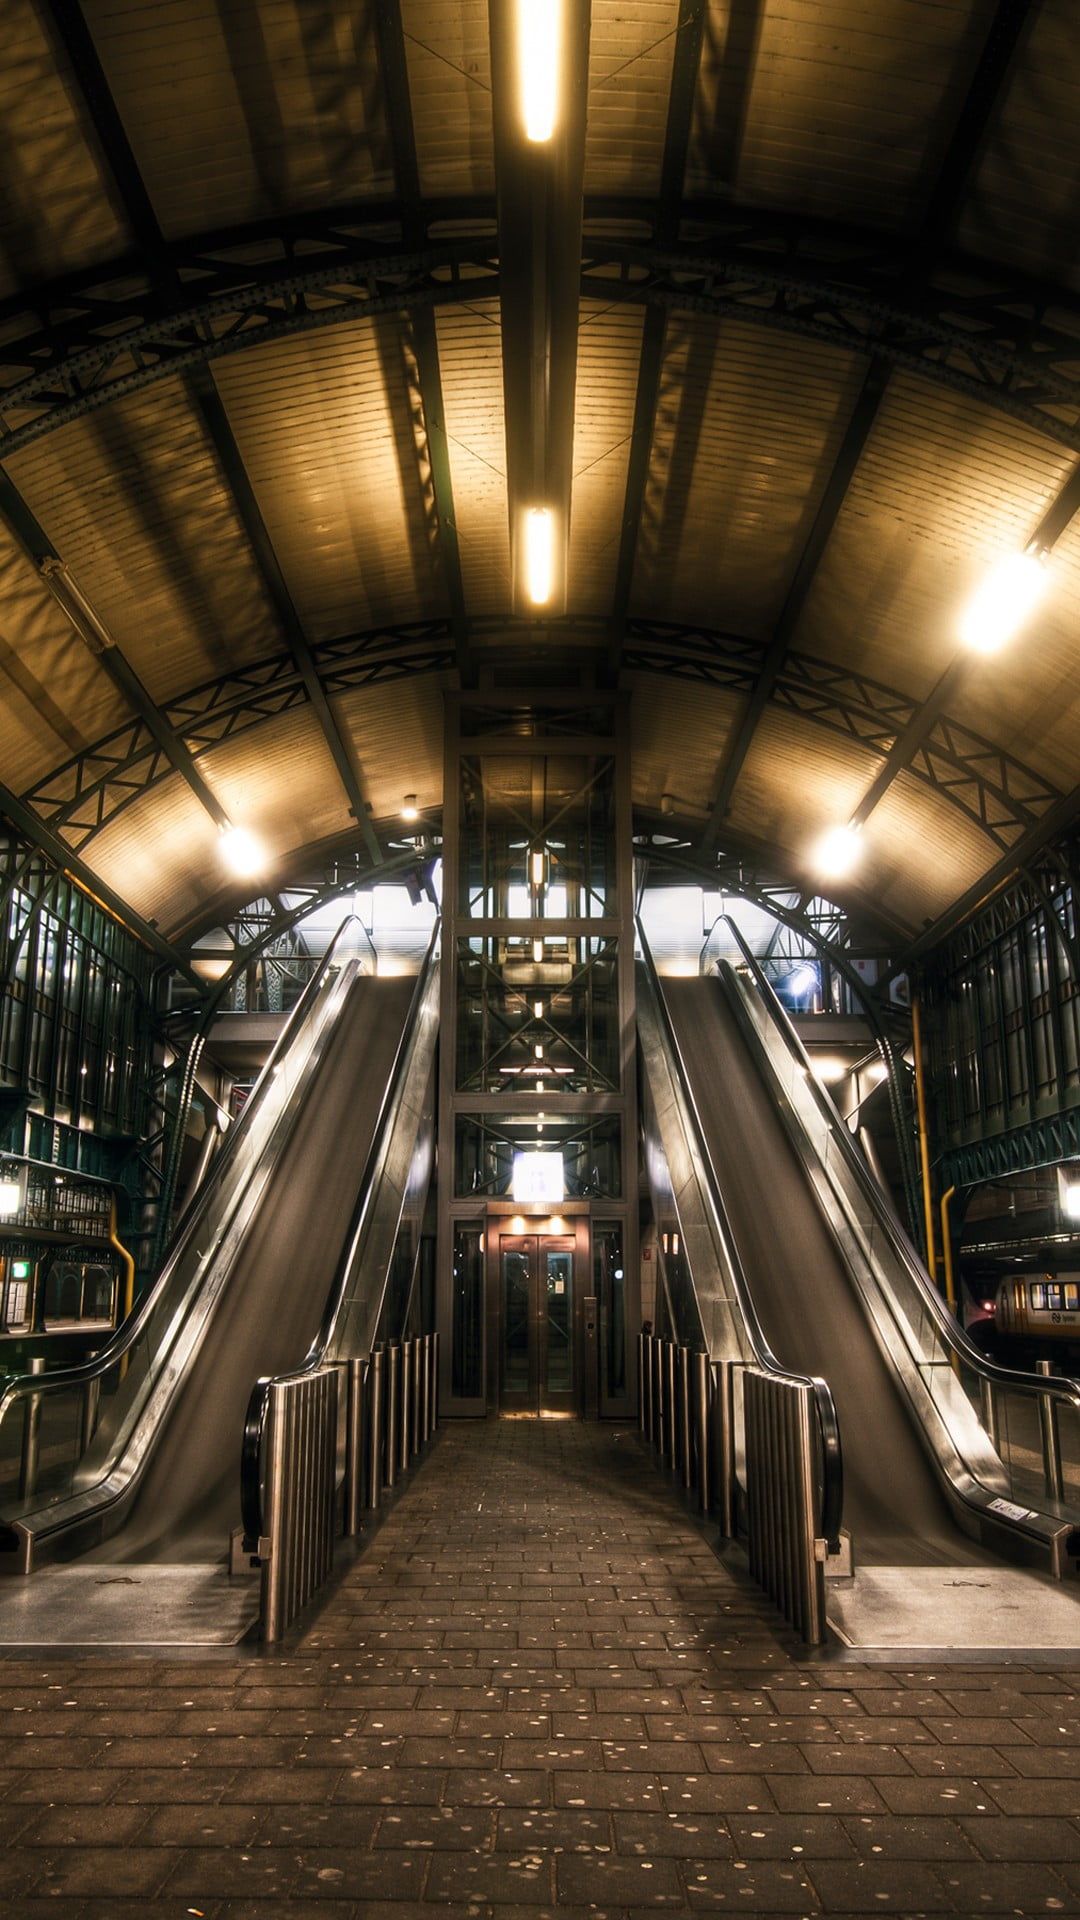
593,1221 -> 626,1400
451,1225 -> 485,1399
544,1248 -> 573,1396
502,1244 -> 531,1397
455,937 -> 620,1093
459,753 -> 617,919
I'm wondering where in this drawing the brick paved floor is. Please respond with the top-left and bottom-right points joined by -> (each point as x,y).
2,1416 -> 1080,1916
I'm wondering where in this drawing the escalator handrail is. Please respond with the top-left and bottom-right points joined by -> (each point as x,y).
636,919 -> 843,1549
707,912 -> 1080,1418
0,913 -> 375,1421
239,925 -> 441,1550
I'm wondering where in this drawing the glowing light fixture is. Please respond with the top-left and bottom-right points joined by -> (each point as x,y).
524,508 -> 554,604
532,937 -> 545,963
958,547 -> 1049,654
533,999 -> 544,1019
0,1178 -> 22,1217
219,823 -> 268,879
517,0 -> 561,141
529,846 -> 546,887
1059,1168 -> 1080,1221
401,793 -> 419,822
512,1150 -> 565,1203
811,822 -> 861,881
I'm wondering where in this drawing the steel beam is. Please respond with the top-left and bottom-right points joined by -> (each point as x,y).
0,468 -> 232,834
700,355 -> 891,847
186,369 -> 383,864
608,0 -> 708,672
371,0 -> 472,682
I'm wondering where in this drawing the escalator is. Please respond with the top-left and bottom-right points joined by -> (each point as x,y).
637,918 -> 1080,1617
0,919 -> 439,1579
659,972 -> 986,1567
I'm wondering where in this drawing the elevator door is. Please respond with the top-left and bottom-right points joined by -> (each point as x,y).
499,1235 -> 576,1413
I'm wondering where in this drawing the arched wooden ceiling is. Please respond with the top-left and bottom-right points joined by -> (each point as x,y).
1,0 -> 1078,963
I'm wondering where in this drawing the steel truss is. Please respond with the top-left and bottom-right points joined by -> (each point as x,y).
940,1112 -> 1080,1191
623,623 -> 1063,852
23,625 -> 456,851
2,207 -> 1080,457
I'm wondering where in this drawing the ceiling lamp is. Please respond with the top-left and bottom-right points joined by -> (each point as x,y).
524,508 -> 554,605
811,822 -> 862,881
219,823 -> 268,879
958,547 -> 1049,654
401,793 -> 419,822
517,0 -> 561,141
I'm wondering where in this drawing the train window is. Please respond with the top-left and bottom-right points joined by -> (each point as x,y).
1031,1283 -> 1047,1309
1067,1284 -> 1080,1311
1045,1284 -> 1065,1311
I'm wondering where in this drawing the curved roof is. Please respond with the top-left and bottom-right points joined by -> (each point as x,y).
1,0 -> 1078,960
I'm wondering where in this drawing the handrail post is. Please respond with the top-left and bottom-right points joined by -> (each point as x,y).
663,1340 -> 677,1465
385,1343 -> 401,1488
1037,1360 -> 1065,1500
678,1344 -> 693,1489
397,1336 -> 409,1466
712,1360 -> 735,1538
692,1349 -> 710,1513
367,1345 -> 386,1510
345,1357 -> 368,1536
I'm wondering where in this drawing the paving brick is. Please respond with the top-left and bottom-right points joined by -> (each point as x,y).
806,1857 -> 954,1909
937,1861 -> 1078,1909
496,1807 -> 612,1850
957,1813 -> 1080,1861
679,1857 -> 817,1909
840,1812 -> 974,1859
556,1852 -> 685,1905
613,1809 -> 736,1858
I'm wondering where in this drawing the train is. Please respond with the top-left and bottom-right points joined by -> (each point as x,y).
971,1271 -> 1080,1361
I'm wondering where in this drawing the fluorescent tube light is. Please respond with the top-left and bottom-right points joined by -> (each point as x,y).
524,508 -> 554,604
518,0 -> 561,141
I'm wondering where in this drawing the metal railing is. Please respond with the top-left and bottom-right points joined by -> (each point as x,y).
637,1330 -> 837,1643
241,1332 -> 438,1642
744,1368 -> 828,1645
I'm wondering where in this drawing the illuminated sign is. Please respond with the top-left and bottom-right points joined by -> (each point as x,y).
512,1152 -> 565,1204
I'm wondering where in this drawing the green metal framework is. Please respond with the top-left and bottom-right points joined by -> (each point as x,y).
925,849 -> 1080,1191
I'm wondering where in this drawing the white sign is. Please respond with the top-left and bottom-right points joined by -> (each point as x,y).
512,1152 -> 564,1203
